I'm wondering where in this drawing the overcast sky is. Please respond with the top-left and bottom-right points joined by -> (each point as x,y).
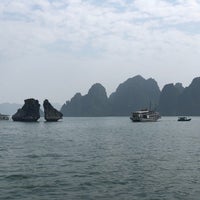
0,0 -> 200,104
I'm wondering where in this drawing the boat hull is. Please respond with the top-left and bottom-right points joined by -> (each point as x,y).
177,117 -> 191,122
178,119 -> 191,121
130,117 -> 159,122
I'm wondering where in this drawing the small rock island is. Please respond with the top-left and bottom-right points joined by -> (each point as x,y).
12,98 -> 40,122
43,99 -> 63,122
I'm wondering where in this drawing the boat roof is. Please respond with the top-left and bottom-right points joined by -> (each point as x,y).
0,113 -> 9,116
133,110 -> 150,114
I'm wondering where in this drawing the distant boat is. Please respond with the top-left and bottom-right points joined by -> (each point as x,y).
0,113 -> 9,120
130,109 -> 161,122
177,116 -> 191,121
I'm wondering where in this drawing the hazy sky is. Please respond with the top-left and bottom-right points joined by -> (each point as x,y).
0,0 -> 200,104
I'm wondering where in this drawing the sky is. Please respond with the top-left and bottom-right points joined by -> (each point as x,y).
0,0 -> 200,105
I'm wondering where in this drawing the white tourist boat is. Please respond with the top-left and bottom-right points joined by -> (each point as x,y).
130,109 -> 160,122
0,113 -> 9,120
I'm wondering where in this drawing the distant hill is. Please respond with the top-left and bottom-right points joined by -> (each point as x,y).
158,78 -> 200,116
61,75 -> 161,116
61,83 -> 110,116
158,83 -> 184,116
2,76 -> 200,117
109,75 -> 160,116
177,77 -> 200,116
61,75 -> 200,116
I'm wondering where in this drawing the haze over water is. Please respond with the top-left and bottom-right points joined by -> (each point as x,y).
1,117 -> 200,200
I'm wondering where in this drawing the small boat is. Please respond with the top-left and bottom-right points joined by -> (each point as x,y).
0,113 -> 9,120
130,109 -> 161,122
177,116 -> 191,121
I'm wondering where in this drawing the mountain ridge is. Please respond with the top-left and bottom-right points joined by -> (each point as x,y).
61,75 -> 200,116
1,75 -> 200,116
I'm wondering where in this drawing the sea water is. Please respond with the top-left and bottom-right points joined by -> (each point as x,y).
0,117 -> 200,200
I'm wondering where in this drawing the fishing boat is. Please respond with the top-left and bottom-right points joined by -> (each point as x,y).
130,109 -> 160,122
0,113 -> 9,120
177,116 -> 191,121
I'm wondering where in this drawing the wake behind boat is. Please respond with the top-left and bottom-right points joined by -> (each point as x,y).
130,109 -> 160,122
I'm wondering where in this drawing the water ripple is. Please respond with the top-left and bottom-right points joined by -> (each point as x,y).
0,117 -> 200,200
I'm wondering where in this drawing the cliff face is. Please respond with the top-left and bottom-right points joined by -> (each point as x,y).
61,93 -> 82,116
109,75 -> 160,116
177,77 -> 200,116
61,83 -> 110,116
159,83 -> 183,116
61,76 -> 200,117
61,75 -> 160,116
175,83 -> 184,93
159,78 -> 200,116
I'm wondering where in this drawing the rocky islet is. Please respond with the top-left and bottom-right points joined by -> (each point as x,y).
43,99 -> 63,122
12,98 -> 63,122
